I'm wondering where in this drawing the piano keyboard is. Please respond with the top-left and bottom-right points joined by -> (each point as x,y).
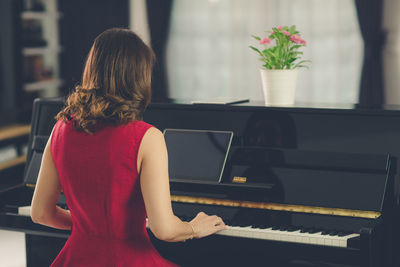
216,226 -> 359,248
18,206 -> 359,248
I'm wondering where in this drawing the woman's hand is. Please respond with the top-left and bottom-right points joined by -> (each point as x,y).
189,212 -> 227,239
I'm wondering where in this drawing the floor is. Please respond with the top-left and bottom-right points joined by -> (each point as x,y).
0,230 -> 26,267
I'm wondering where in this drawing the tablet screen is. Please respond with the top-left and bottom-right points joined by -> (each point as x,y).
163,129 -> 233,183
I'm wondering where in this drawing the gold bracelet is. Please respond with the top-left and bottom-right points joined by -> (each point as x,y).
186,222 -> 195,239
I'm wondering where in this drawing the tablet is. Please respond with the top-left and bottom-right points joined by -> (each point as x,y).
163,129 -> 233,183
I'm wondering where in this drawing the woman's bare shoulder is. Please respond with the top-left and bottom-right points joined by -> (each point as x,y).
140,127 -> 166,154
144,126 -> 163,139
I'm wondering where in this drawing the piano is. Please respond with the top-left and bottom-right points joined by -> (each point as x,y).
1,98 -> 399,267
148,147 -> 392,267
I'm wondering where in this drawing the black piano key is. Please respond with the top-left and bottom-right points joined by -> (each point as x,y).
251,218 -> 267,228
287,226 -> 300,232
279,225 -> 288,231
308,228 -> 321,234
252,217 -> 271,228
231,213 -> 254,227
251,222 -> 263,228
321,230 -> 330,235
271,225 -> 280,230
224,219 -> 232,226
300,227 -> 317,233
337,232 -> 347,237
257,223 -> 270,229
300,228 -> 309,233
248,219 -> 259,227
328,231 -> 339,236
338,231 -> 354,237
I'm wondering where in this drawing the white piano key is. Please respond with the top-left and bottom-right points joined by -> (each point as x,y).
323,236 -> 331,246
308,232 -> 323,245
330,236 -> 341,247
216,226 -> 360,248
317,236 -> 326,245
285,230 -> 301,242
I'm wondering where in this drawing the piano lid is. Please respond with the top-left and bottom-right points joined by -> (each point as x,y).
223,147 -> 393,214
169,148 -> 393,219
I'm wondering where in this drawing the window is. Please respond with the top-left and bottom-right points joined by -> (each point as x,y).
167,0 -> 363,104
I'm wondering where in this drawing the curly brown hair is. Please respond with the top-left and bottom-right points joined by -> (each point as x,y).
56,28 -> 155,134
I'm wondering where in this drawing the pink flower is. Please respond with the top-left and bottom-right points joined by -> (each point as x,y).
282,31 -> 291,36
259,37 -> 271,45
290,34 -> 306,45
290,34 -> 300,42
276,26 -> 283,30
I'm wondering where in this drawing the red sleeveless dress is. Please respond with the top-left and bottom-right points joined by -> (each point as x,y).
50,119 -> 178,267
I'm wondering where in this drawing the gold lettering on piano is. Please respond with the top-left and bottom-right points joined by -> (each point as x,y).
232,176 -> 247,183
170,195 -> 381,219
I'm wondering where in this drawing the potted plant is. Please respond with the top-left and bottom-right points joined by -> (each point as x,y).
250,25 -> 310,105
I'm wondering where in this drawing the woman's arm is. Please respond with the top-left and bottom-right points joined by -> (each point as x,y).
31,132 -> 72,230
138,127 -> 226,242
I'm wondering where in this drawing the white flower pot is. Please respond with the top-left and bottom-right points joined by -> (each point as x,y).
260,69 -> 298,105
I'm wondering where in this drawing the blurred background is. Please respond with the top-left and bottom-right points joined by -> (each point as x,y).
0,0 -> 399,266
1,0 -> 399,127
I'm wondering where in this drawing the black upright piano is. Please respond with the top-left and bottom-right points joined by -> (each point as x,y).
1,98 -> 400,267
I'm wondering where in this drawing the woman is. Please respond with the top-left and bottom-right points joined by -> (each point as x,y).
31,28 -> 226,266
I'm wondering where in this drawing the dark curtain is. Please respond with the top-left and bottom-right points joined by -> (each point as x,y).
59,0 -> 129,96
0,0 -> 23,124
146,0 -> 173,102
354,0 -> 385,107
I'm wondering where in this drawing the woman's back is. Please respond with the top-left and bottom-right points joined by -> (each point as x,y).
50,119 -> 176,266
30,28 -> 224,267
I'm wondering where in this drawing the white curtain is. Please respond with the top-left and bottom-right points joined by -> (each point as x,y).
166,0 -> 363,104
129,0 -> 151,46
